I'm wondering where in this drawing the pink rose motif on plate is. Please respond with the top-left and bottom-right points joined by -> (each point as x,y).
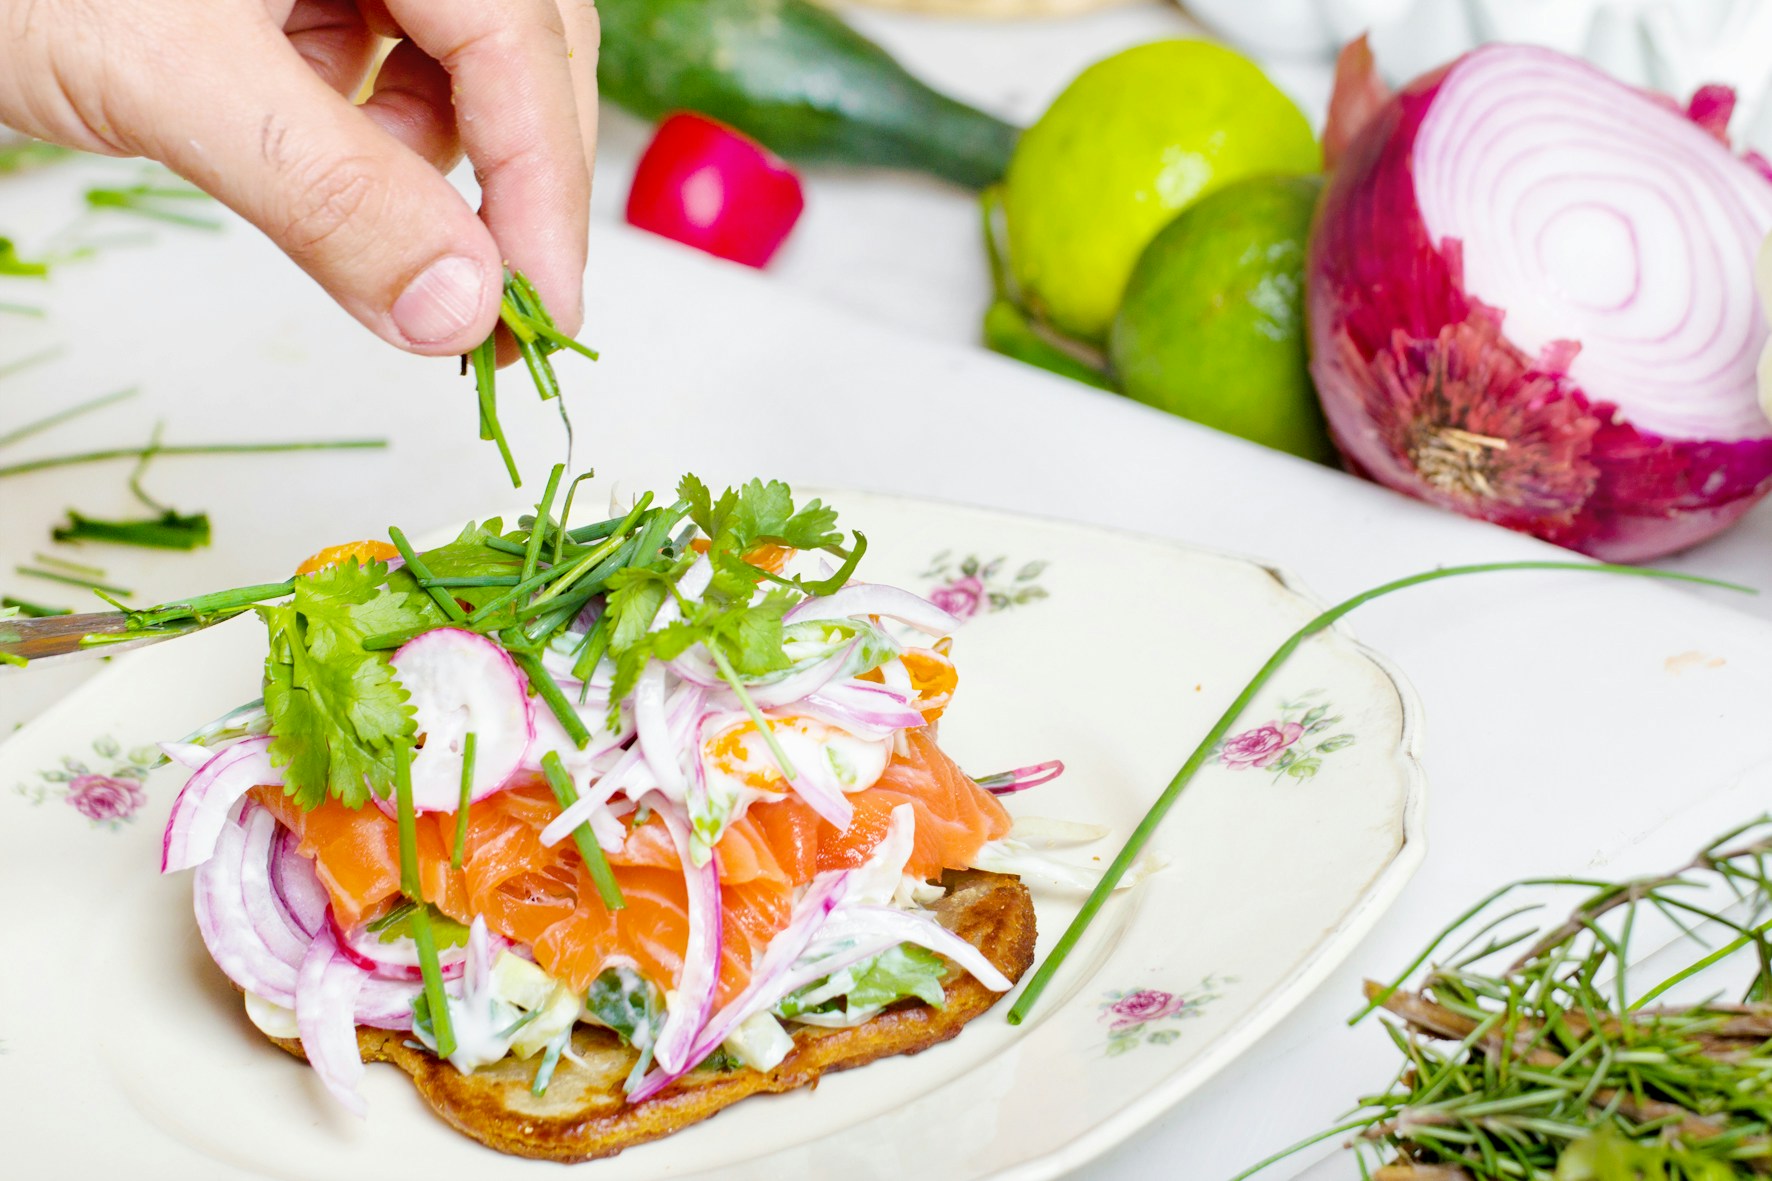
928,574 -> 986,621
1108,989 -> 1184,1030
65,773 -> 146,823
1220,721 -> 1305,770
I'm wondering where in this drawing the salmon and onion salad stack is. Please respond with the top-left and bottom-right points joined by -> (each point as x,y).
155,474 -> 1084,1135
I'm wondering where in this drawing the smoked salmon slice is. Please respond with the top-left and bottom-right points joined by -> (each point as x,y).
255,724 -> 1008,1004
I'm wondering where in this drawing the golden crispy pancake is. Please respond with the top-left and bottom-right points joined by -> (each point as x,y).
268,869 -> 1036,1161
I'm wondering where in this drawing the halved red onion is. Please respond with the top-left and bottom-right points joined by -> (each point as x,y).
785,585 -> 960,635
296,926 -> 370,1117
634,663 -> 685,797
1312,42 -> 1772,561
650,800 -> 723,1074
389,628 -> 533,813
162,736 -> 280,873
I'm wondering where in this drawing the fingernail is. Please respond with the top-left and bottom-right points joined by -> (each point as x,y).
391,255 -> 487,345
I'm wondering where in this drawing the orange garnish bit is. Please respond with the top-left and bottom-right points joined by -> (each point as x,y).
296,540 -> 401,577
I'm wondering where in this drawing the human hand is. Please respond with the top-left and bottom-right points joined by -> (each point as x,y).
0,0 -> 598,356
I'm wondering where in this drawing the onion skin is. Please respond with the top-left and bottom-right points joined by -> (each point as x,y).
1309,48 -> 1772,562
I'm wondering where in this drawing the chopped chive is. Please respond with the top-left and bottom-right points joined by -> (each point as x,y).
416,575 -> 522,589
460,557 -> 582,628
127,580 -> 293,628
388,527 -> 465,624
84,186 -> 222,229
480,535 -> 533,557
0,380 -> 129,449
566,506 -> 641,543
451,733 -> 476,871
523,464 -> 566,586
2,596 -> 70,617
30,552 -> 106,577
0,302 -> 44,318
393,739 -> 456,1058
1005,559 -> 1758,1026
362,624 -> 447,651
53,508 -> 211,550
540,751 -> 624,910
468,336 -> 520,488
0,438 -> 385,480
15,566 -> 132,595
571,610 -> 612,685
552,472 -> 599,566
508,645 -> 591,749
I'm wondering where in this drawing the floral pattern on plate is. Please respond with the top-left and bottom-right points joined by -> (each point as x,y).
921,551 -> 1048,621
1099,977 -> 1227,1055
14,734 -> 156,827
1218,692 -> 1356,782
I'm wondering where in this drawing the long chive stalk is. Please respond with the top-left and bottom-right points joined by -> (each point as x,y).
540,751 -> 624,910
1006,560 -> 1755,1026
0,438 -> 385,479
508,644 -> 591,748
393,740 -> 456,1057
0,385 -> 132,448
522,464 -> 566,585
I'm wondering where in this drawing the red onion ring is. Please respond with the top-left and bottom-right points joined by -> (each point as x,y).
161,736 -> 279,873
785,585 -> 960,636
295,926 -> 370,1118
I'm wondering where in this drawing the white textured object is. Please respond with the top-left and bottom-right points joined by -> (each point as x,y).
1186,0 -> 1772,152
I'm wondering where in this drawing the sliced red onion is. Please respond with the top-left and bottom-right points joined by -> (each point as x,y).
628,870 -> 852,1102
743,641 -> 855,708
241,804 -> 312,970
650,800 -> 723,1074
162,736 -> 280,873
193,802 -> 299,1005
667,647 -> 724,687
653,556 -> 713,632
158,741 -> 212,771
804,680 -> 927,732
296,925 -> 370,1118
270,827 -> 328,938
785,585 -> 960,636
1312,43 -> 1772,561
975,760 -> 1067,795
541,741 -> 646,847
327,910 -> 484,982
634,663 -> 684,798
389,628 -> 533,813
819,906 -> 1012,992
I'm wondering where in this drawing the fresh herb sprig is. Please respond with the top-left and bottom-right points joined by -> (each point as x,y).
1235,820 -> 1772,1181
466,269 -> 598,488
1007,561 -> 1756,1026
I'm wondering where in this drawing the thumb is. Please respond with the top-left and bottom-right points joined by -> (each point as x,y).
128,16 -> 502,355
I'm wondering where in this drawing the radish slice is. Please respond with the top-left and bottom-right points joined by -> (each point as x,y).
389,628 -> 533,813
296,926 -> 370,1117
161,736 -> 280,873
786,585 -> 960,636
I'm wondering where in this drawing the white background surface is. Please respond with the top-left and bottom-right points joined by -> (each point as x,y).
4,4 -> 1772,1176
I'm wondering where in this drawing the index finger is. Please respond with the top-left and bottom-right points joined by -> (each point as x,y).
382,0 -> 591,335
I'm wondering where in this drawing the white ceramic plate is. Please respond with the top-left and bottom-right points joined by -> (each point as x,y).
0,489 -> 1425,1179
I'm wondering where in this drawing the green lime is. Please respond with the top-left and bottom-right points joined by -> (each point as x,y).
1003,40 -> 1319,343
1108,174 -> 1333,462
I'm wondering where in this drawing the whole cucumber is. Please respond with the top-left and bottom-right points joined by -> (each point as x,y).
597,0 -> 1021,190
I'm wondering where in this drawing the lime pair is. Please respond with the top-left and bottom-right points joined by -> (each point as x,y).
995,40 -> 1332,463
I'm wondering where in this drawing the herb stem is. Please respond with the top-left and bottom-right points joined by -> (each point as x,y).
0,380 -> 126,448
14,565 -> 132,595
393,739 -> 456,1058
508,644 -> 591,749
451,733 -> 477,871
523,464 -> 565,586
540,751 -> 624,910
389,527 -> 466,624
710,645 -> 799,781
1006,560 -> 1756,1026
0,438 -> 386,479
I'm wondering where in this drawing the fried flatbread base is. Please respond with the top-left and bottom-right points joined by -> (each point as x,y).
266,869 -> 1036,1161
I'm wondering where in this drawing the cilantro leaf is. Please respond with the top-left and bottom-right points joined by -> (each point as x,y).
261,560 -> 430,810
